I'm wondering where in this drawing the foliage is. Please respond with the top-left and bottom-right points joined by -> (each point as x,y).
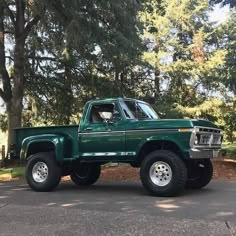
210,0 -> 236,8
0,0 -> 235,146
0,167 -> 24,178
21,0 -> 144,126
0,0 -> 144,132
217,12 -> 236,96
176,98 -> 236,142
0,113 -> 7,132
136,0 -> 236,142
139,0 -> 226,113
222,143 -> 236,158
223,110 -> 236,143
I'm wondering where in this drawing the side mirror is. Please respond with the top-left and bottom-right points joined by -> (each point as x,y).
112,110 -> 121,122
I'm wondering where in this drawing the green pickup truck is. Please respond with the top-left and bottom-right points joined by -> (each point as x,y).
13,97 -> 223,196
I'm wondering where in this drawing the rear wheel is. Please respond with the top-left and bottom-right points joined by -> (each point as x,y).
140,150 -> 187,197
70,164 -> 101,186
25,152 -> 61,192
186,159 -> 213,189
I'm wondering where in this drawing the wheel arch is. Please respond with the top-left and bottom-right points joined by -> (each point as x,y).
20,135 -> 65,161
132,139 -> 184,167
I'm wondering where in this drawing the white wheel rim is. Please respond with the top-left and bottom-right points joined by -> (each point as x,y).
149,161 -> 172,186
32,162 -> 48,183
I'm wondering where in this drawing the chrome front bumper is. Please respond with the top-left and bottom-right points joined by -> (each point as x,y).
189,148 -> 220,159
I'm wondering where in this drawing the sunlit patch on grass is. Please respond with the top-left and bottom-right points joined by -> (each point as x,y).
0,167 -> 25,180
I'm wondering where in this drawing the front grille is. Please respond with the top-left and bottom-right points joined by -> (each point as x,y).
212,135 -> 222,145
194,127 -> 223,147
197,134 -> 211,145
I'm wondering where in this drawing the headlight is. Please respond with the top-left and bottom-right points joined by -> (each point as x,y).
194,136 -> 199,145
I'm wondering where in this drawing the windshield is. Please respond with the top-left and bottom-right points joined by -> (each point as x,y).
120,100 -> 159,120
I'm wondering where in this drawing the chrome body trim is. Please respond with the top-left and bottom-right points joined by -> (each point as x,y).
126,129 -> 179,133
79,128 -> 179,136
81,151 -> 136,157
79,131 -> 125,135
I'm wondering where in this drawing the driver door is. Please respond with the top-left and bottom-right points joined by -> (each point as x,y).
79,102 -> 126,160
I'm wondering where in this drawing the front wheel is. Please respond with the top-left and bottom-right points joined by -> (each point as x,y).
186,159 -> 213,189
140,150 -> 187,197
25,152 -> 61,192
70,164 -> 101,186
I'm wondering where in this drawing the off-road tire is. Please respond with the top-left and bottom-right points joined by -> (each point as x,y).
25,152 -> 61,192
140,150 -> 187,197
70,164 -> 101,186
186,159 -> 213,189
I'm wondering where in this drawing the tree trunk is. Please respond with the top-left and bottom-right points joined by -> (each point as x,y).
5,0 -> 25,152
154,70 -> 161,100
6,39 -> 25,152
153,41 -> 161,101
120,72 -> 124,94
0,1 -> 40,158
6,98 -> 22,147
63,63 -> 73,124
114,70 -> 119,96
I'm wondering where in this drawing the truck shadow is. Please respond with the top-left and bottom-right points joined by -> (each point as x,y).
57,180 -> 147,195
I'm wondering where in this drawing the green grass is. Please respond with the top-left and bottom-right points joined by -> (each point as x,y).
0,167 -> 25,178
222,143 -> 236,159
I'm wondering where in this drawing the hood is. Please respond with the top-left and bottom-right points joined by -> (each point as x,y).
127,119 -> 220,130
190,119 -> 220,129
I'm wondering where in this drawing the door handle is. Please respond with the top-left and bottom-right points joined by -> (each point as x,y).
85,127 -> 93,131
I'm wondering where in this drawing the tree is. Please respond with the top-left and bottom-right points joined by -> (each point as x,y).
0,0 -> 143,150
0,0 -> 41,150
176,98 -> 236,142
210,0 -> 236,8
140,0 -> 226,116
217,12 -> 236,96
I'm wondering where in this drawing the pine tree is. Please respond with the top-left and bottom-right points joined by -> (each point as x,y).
0,0 -> 143,149
140,0 -> 226,117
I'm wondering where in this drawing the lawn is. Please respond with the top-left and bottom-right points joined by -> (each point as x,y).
0,167 -> 25,179
222,143 -> 236,159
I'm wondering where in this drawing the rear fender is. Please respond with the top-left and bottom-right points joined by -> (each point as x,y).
20,134 -> 65,161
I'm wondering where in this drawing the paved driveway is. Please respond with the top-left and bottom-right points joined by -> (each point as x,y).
0,179 -> 236,236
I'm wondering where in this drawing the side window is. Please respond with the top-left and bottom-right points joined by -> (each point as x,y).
89,103 -> 114,123
113,103 -> 122,121
119,101 -> 134,119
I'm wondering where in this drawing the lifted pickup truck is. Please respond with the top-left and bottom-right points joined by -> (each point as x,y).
14,97 -> 223,196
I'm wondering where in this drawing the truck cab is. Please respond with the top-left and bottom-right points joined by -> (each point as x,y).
15,97 -> 223,196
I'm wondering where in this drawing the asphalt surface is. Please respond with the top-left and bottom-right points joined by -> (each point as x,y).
0,179 -> 236,236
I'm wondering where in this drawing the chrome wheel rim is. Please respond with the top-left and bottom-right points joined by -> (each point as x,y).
149,161 -> 172,186
32,162 -> 48,183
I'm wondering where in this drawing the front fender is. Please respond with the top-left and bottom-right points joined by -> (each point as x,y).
136,132 -> 191,157
20,134 -> 65,161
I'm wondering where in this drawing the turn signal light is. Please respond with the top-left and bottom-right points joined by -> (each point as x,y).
179,128 -> 193,132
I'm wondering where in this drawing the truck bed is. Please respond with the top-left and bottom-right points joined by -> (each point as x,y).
14,125 -> 80,158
